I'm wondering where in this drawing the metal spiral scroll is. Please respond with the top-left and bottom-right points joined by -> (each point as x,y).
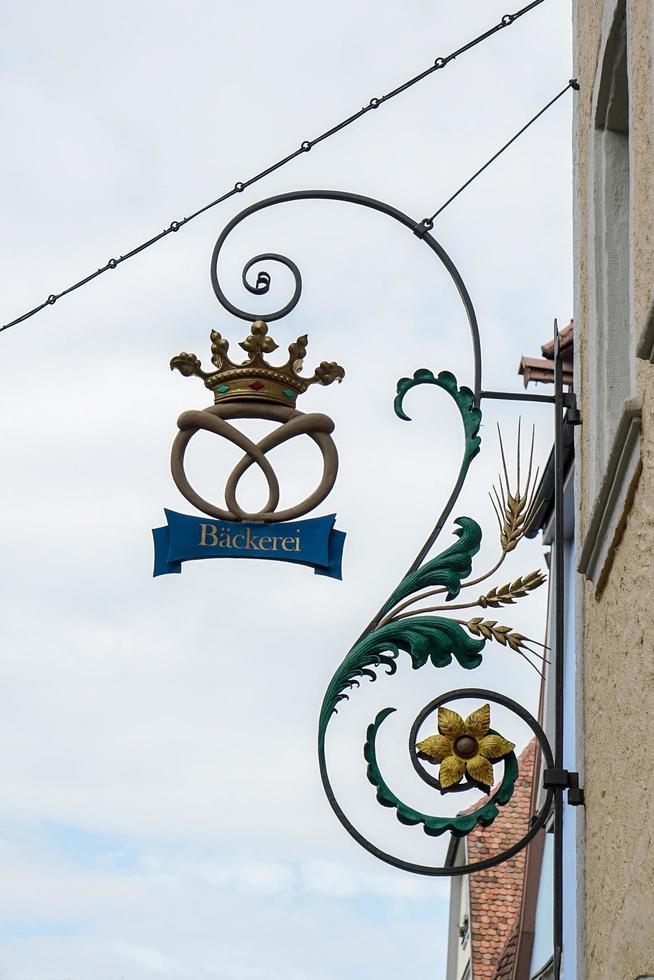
213,250 -> 303,322
209,188 -> 482,402
210,189 -> 553,877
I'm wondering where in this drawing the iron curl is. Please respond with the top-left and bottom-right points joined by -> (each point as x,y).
211,235 -> 302,321
208,190 -> 482,404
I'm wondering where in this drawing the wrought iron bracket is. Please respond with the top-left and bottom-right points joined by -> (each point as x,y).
207,192 -> 577,979
543,768 -> 585,806
204,188 -> 584,980
562,392 -> 581,424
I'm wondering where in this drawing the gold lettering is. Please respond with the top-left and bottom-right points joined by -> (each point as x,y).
245,526 -> 259,550
199,524 -> 218,546
281,536 -> 296,551
270,536 -> 279,551
232,533 -> 245,549
259,536 -> 272,550
218,531 -> 232,548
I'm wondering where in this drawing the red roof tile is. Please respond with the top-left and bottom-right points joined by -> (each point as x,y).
518,320 -> 574,388
492,919 -> 520,979
463,739 -> 536,980
541,319 -> 573,359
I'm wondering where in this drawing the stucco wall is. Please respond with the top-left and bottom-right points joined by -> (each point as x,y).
574,0 -> 654,977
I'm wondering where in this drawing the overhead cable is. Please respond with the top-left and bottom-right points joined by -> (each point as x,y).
1,0 -> 548,334
414,79 -> 579,236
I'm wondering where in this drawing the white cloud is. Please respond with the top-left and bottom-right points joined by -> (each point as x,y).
300,859 -> 447,901
235,861 -> 296,895
112,941 -> 190,976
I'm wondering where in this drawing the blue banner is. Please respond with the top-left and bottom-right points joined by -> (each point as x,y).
153,509 -> 345,580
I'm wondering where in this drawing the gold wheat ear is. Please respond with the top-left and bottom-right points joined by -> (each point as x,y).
490,421 -> 543,554
462,617 -> 551,678
478,569 -> 547,608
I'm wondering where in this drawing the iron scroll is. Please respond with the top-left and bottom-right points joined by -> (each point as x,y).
206,190 -> 567,901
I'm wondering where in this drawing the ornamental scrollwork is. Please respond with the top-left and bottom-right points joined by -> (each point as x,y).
202,188 -> 557,878
318,371 -> 550,868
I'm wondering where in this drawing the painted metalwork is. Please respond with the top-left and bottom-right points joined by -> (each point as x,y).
170,402 -> 340,522
415,704 -> 516,792
170,319 -> 344,408
365,706 -> 519,839
207,187 -> 580,979
169,320 -> 343,522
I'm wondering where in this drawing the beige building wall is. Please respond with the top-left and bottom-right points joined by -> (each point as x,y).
574,0 -> 654,977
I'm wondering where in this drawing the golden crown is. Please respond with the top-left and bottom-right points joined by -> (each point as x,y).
170,320 -> 344,408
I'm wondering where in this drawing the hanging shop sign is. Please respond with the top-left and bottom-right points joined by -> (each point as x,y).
153,318 -> 345,577
153,510 -> 344,578
150,185 -> 581,980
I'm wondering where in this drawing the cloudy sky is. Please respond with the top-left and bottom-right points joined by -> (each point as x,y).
1,1 -> 572,977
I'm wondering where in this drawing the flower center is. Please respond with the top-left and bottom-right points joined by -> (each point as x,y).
453,735 -> 478,758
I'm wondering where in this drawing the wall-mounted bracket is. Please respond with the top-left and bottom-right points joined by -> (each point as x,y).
543,768 -> 585,806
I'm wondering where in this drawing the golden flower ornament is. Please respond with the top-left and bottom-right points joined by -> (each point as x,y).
416,704 -> 515,792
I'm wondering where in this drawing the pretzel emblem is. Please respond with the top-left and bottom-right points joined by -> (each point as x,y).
170,401 -> 339,522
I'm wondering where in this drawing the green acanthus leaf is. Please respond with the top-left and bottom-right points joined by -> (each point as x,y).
363,708 -> 518,838
319,616 -> 485,739
394,369 -> 481,459
381,516 -> 482,614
